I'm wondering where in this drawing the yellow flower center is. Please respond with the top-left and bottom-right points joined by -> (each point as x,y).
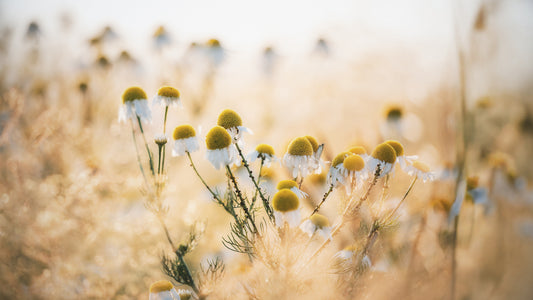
173,125 -> 196,140
157,86 -> 180,98
371,143 -> 397,164
217,109 -> 242,129
276,179 -> 298,190
206,126 -> 232,150
122,86 -> 147,103
412,161 -> 430,173
255,143 -> 275,156
310,213 -> 330,228
287,137 -> 313,156
343,155 -> 365,171
348,146 -> 367,155
332,152 -> 352,167
385,140 -> 404,156
305,135 -> 319,152
272,189 -> 299,212
149,280 -> 174,293
207,38 -> 221,48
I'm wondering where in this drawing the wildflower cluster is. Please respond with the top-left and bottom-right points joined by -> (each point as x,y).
119,86 -> 438,298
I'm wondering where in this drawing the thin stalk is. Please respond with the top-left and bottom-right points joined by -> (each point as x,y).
235,144 -> 274,221
186,152 -> 223,204
310,183 -> 334,217
137,116 -> 155,176
226,165 -> 260,235
163,106 -> 169,134
383,176 -> 418,223
307,170 -> 380,262
161,144 -> 167,174
250,158 -> 265,210
129,119 -> 150,190
157,144 -> 163,175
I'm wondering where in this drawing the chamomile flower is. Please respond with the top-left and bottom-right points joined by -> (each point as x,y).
248,143 -> 278,167
305,135 -> 325,174
175,289 -> 193,300
205,38 -> 225,67
341,154 -> 366,193
299,213 -> 332,240
149,280 -> 180,300
385,140 -> 417,172
283,137 -> 318,178
118,86 -> 151,123
336,245 -> 357,261
205,126 -> 238,169
327,152 -> 352,186
276,179 -> 308,199
154,134 -> 168,146
153,86 -> 181,108
404,160 -> 436,182
172,125 -> 199,156
366,143 -> 397,177
272,189 -> 301,228
217,109 -> 252,146
380,104 -> 404,138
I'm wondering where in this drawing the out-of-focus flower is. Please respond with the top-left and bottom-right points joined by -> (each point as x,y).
205,126 -> 238,169
149,280 -> 180,300
272,189 -> 301,228
153,86 -> 181,108
173,125 -> 199,156
153,25 -> 171,48
300,213 -> 332,239
404,160 -> 436,182
217,109 -> 252,146
283,137 -> 318,178
341,154 -> 366,193
328,151 -> 352,187
276,179 -> 308,199
119,86 -> 151,123
380,104 -> 404,138
248,143 -> 278,167
305,135 -> 325,175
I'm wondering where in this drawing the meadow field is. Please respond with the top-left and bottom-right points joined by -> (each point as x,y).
1,0 -> 533,299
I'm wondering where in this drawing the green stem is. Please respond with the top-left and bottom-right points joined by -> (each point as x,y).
235,144 -> 274,221
226,165 -> 259,235
163,106 -> 169,134
129,119 -> 150,191
250,158 -> 265,210
310,184 -> 334,217
137,116 -> 155,176
186,152 -> 223,204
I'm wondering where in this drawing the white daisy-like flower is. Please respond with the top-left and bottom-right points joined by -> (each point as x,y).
327,152 -> 352,187
119,86 -> 151,123
404,160 -> 436,182
272,189 -> 301,228
340,154 -> 366,194
299,213 -> 332,240
384,140 -> 419,173
217,109 -> 252,146
205,38 -> 225,67
276,180 -> 308,198
283,137 -> 318,178
149,280 -> 180,300
172,125 -> 199,156
366,143 -> 398,178
304,135 -> 325,175
335,245 -> 357,261
175,289 -> 193,300
153,86 -> 181,108
248,143 -> 279,167
205,126 -> 239,170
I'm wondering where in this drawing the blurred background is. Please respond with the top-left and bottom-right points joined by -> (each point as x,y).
1,0 -> 533,299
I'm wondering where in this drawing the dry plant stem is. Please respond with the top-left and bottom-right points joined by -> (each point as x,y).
129,119 -> 150,191
226,165 -> 260,235
308,170 -> 380,262
156,214 -> 199,293
136,116 -> 155,176
250,158 -> 264,210
235,144 -> 274,221
376,174 -> 390,213
310,183 -> 334,217
384,176 -> 418,223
